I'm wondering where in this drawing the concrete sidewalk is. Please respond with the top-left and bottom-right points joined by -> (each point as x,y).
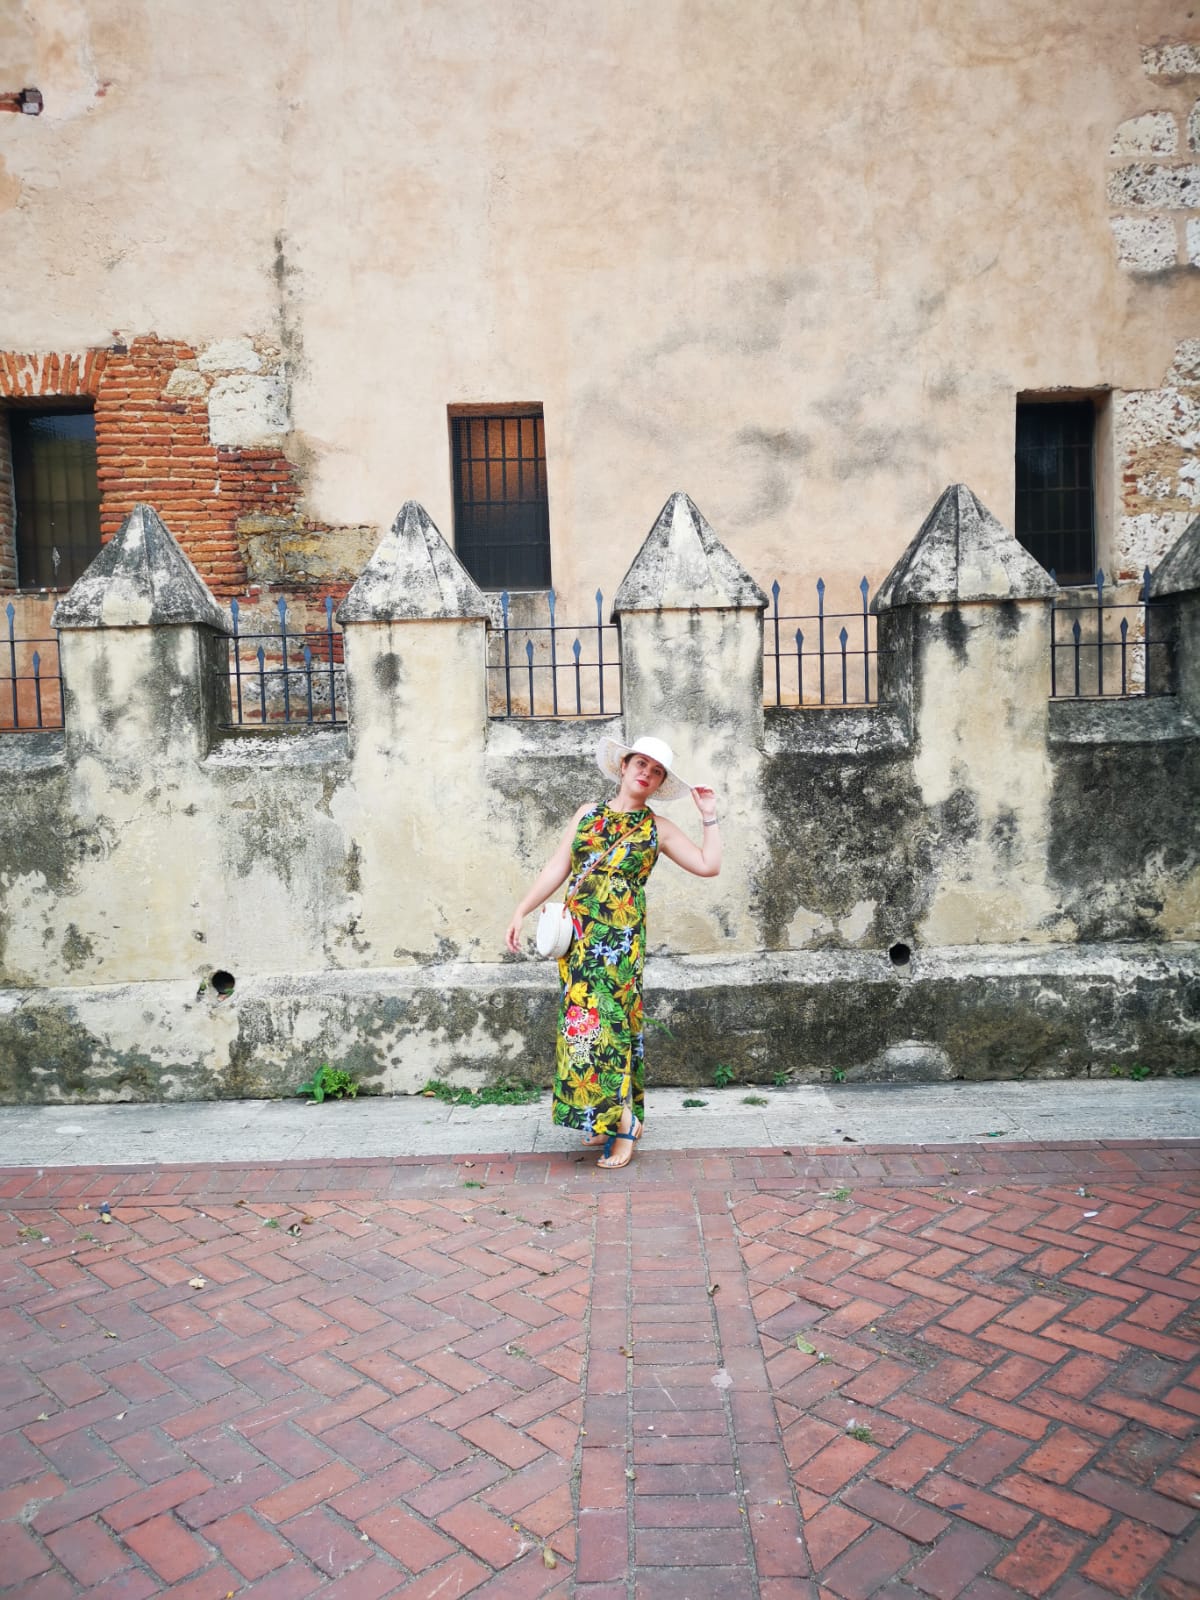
1,1077 -> 1197,1167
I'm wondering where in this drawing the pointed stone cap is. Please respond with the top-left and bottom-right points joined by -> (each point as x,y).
613,492 -> 768,614
872,484 -> 1057,613
53,503 -> 228,630
337,500 -> 491,623
1150,513 -> 1200,597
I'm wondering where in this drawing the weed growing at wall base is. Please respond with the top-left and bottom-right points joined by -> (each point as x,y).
421,1078 -> 542,1107
296,1064 -> 361,1102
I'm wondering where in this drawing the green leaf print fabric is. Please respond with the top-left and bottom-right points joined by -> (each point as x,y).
553,804 -> 659,1138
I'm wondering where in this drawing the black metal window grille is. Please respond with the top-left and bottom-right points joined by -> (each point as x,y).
1050,569 -> 1169,699
488,589 -> 621,718
9,407 -> 102,590
223,596 -> 346,728
1,601 -> 63,730
1015,400 -> 1096,586
764,578 -> 882,707
452,410 -> 550,591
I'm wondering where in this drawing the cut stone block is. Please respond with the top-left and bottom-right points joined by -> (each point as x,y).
163,368 -> 209,399
1110,215 -> 1178,272
53,504 -> 227,631
197,337 -> 262,373
1188,217 -> 1200,266
1167,338 -> 1200,385
1149,513 -> 1200,597
1142,44 -> 1200,79
337,500 -> 491,622
1107,163 -> 1200,208
1122,512 -> 1194,578
612,491 -> 767,613
872,484 -> 1056,611
207,373 -> 289,448
1109,111 -> 1177,156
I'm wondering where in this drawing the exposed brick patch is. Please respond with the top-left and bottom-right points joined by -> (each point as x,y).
0,337 -> 355,618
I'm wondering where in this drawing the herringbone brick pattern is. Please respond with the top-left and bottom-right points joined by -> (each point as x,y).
1,1175 -> 583,1597
0,1140 -> 1197,1597
739,1174 -> 1200,1600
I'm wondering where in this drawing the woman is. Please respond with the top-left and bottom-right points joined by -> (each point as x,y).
505,735 -> 721,1169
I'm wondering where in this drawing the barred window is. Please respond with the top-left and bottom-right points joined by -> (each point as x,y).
1014,399 -> 1096,586
450,406 -> 550,590
10,407 -> 101,590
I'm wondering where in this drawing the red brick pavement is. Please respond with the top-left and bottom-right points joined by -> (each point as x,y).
0,1139 -> 1197,1598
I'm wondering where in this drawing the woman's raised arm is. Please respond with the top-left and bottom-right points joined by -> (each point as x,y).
655,785 -> 722,879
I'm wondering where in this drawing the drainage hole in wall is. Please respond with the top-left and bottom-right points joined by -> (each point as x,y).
211,970 -> 236,997
888,943 -> 912,968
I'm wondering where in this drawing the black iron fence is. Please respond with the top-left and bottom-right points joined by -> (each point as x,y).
224,596 -> 346,728
764,578 -> 882,707
2,601 -> 63,731
1050,570 -> 1170,699
488,589 -> 621,718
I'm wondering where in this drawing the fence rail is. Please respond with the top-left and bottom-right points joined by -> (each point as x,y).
1,602 -> 63,730
488,589 -> 621,718
224,596 -> 346,728
764,577 -> 882,707
1050,570 -> 1170,699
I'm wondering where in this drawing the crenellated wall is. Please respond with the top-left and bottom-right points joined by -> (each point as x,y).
0,490 -> 1197,1102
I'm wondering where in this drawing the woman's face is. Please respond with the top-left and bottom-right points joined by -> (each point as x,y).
623,753 -> 667,799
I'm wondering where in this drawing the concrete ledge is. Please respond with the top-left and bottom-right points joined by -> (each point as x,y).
1049,694 -> 1200,744
765,704 -> 911,755
0,730 -> 66,773
1,941 -> 1196,1104
205,726 -> 350,768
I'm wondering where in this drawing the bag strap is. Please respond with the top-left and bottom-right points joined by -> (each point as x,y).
565,813 -> 645,904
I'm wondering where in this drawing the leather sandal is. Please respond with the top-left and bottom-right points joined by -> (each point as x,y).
597,1114 -> 642,1169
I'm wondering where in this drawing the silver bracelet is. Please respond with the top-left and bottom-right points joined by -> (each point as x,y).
702,818 -> 719,827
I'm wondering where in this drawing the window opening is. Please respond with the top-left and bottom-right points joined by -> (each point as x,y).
1014,399 -> 1096,585
10,407 -> 101,590
451,407 -> 550,590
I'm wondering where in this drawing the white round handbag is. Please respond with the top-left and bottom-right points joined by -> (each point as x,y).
535,902 -> 574,958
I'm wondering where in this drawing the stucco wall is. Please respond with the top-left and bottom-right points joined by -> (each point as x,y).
1,2 -> 1198,616
0,489 -> 1196,1100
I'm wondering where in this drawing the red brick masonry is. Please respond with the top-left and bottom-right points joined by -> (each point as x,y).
2,1140 -> 1197,1599
0,340 -> 304,598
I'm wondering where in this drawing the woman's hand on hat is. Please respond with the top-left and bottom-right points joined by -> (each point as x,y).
691,784 -> 718,822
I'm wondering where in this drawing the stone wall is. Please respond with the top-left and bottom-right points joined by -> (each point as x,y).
0,488 -> 1196,1102
1108,45 -> 1200,274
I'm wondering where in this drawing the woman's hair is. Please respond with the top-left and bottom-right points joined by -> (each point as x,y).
619,752 -> 665,777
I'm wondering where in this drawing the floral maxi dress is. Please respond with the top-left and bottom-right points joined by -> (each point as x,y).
553,804 -> 659,1139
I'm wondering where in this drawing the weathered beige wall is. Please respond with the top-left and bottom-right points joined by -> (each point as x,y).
2,1 -> 1198,614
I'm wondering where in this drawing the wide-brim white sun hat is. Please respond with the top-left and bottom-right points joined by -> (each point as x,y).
595,734 -> 692,803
